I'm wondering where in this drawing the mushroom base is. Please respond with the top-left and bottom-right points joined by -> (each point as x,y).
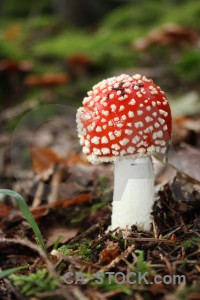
111,156 -> 154,231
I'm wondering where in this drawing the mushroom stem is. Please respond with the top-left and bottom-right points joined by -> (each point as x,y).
112,156 -> 154,231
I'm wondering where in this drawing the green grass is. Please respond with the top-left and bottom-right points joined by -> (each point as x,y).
0,189 -> 46,252
0,265 -> 30,280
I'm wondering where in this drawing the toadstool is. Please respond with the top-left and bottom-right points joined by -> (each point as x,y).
76,74 -> 171,231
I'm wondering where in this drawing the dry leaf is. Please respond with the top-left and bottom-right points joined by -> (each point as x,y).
24,73 -> 69,87
133,24 -> 199,51
53,193 -> 93,208
0,204 -> 11,218
99,242 -> 120,264
30,147 -> 67,173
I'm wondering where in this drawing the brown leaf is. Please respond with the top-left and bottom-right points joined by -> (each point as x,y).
45,226 -> 79,248
67,151 -> 89,166
53,193 -> 93,208
99,242 -> 120,264
24,73 -> 69,87
133,24 -> 199,51
31,206 -> 50,220
0,204 -> 11,218
30,147 -> 67,173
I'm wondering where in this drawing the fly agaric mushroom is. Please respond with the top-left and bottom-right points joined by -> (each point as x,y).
76,74 -> 171,231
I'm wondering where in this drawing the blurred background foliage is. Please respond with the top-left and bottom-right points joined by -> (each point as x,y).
0,0 -> 200,114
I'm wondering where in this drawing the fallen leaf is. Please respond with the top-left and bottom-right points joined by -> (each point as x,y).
133,24 -> 199,51
0,204 -> 11,218
45,226 -> 79,248
67,151 -> 89,166
24,73 -> 69,87
53,193 -> 93,208
99,242 -> 120,264
30,147 -> 67,173
31,206 -> 50,220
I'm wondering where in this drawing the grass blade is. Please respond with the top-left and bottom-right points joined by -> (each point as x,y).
0,189 -> 46,253
0,265 -> 30,280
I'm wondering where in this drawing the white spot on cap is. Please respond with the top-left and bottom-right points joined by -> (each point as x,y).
114,117 -> 119,122
135,121 -> 144,128
128,111 -> 134,118
117,91 -> 121,96
133,74 -> 141,80
112,150 -> 119,155
119,105 -> 125,111
111,104 -> 116,112
127,146 -> 135,154
121,115 -> 127,121
159,109 -> 168,117
152,112 -> 157,117
101,136 -> 109,144
114,130 -> 121,137
96,126 -> 102,132
93,148 -> 101,155
110,94 -> 114,99
95,96 -> 100,102
152,101 -> 156,107
163,125 -> 168,131
137,110 -> 143,116
101,118 -> 106,123
111,144 -> 120,150
125,89 -> 131,94
157,101 -> 161,105
125,129 -> 133,135
146,106 -> 151,111
120,150 -> 127,156
129,99 -> 136,105
108,132 -> 115,140
117,123 -> 124,128
145,116 -> 153,123
91,136 -> 100,144
85,140 -> 90,147
101,148 -> 110,155
103,125 -> 107,129
87,125 -> 94,132
83,146 -> 90,154
154,122 -> 160,128
119,138 -> 129,146
158,117 -> 165,125
108,120 -> 113,126
102,110 -> 109,116
132,135 -> 140,144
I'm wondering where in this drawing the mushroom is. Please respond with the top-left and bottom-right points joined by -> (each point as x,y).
76,74 -> 171,231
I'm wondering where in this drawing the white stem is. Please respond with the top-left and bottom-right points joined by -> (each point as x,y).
111,156 -> 154,231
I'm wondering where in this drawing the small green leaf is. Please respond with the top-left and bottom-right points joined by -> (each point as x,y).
0,189 -> 46,253
0,265 -> 30,280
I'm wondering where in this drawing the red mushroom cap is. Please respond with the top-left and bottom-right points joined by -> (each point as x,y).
76,74 -> 171,164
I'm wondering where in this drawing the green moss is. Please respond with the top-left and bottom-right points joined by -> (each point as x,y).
58,240 -> 93,261
183,236 -> 200,250
9,269 -> 58,297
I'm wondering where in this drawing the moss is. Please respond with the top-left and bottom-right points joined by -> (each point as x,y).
9,269 -> 58,297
